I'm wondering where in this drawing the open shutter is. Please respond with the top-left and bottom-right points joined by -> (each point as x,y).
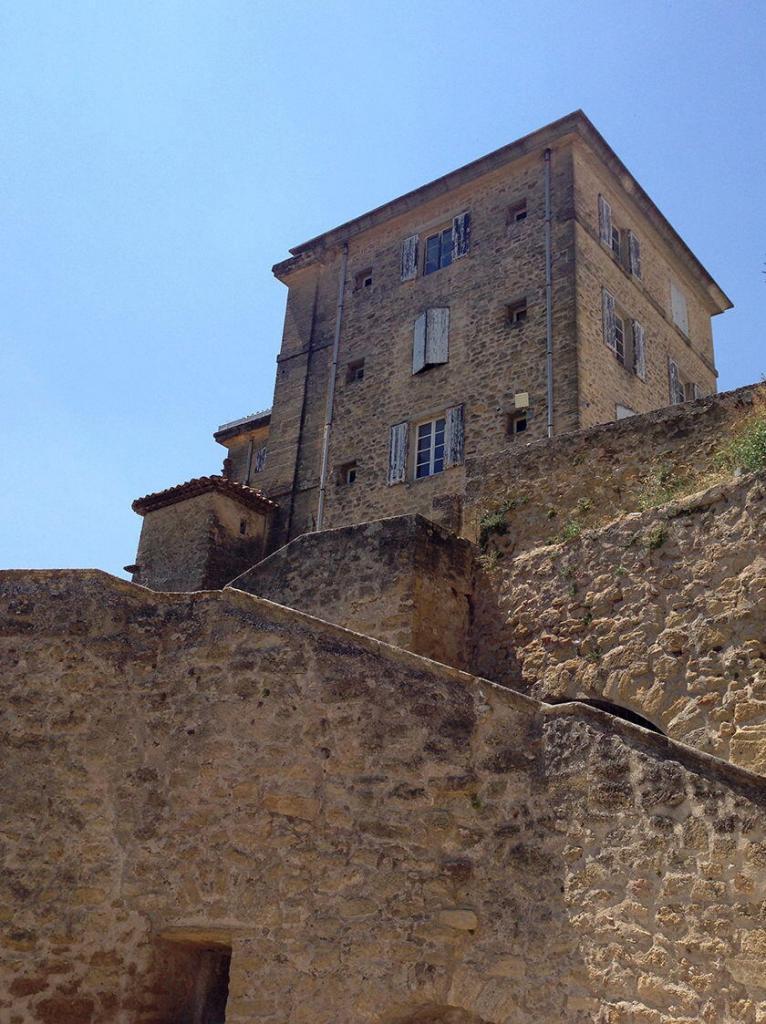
632,321 -> 646,380
602,289 -> 616,351
598,194 -> 612,246
401,234 -> 419,281
388,421 -> 409,484
628,231 -> 642,278
670,283 -> 689,336
452,212 -> 471,260
445,404 -> 465,468
412,312 -> 427,374
425,307 -> 450,365
668,357 -> 682,405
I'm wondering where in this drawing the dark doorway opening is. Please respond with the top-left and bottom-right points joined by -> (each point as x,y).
157,940 -> 231,1023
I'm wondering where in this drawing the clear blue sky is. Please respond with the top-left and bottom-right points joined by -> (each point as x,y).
2,1 -> 764,576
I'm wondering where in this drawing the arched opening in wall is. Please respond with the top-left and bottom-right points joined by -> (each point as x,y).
154,932 -> 231,1023
545,696 -> 665,735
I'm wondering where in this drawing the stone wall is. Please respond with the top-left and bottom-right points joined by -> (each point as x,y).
463,381 -> 765,553
229,514 -> 475,671
471,469 -> 766,775
3,570 -> 766,1023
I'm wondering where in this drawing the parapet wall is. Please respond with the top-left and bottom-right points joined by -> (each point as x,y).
3,570 -> 766,1023
463,381 -> 766,553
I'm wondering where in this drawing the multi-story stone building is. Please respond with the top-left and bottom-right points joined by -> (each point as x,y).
131,110 -> 731,587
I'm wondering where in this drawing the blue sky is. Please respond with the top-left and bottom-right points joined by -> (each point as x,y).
1,1 -> 764,575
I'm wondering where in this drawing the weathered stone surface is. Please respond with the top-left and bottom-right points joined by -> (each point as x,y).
3,570 -> 766,1022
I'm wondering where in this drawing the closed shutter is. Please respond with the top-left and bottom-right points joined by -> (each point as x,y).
253,445 -> 267,473
452,212 -> 471,259
426,307 -> 450,365
401,234 -> 419,281
388,421 -> 409,484
668,357 -> 682,405
628,231 -> 642,278
412,312 -> 427,374
632,321 -> 646,380
598,194 -> 612,246
445,404 -> 465,468
602,289 -> 616,351
670,283 -> 689,336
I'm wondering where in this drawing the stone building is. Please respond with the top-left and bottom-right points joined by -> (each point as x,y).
131,110 -> 731,586
11,111 -> 766,1024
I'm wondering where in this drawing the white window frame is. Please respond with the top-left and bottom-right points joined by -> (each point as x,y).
424,227 -> 453,275
414,416 -> 447,480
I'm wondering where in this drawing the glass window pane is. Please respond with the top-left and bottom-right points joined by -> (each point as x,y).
425,235 -> 440,274
440,229 -> 452,268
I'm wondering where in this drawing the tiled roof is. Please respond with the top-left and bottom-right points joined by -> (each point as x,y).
132,476 -> 278,516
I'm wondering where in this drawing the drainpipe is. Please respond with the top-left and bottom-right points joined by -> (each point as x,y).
544,147 -> 554,438
316,241 -> 348,531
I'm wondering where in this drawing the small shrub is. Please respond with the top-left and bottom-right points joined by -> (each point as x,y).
637,463 -> 686,511
614,565 -> 628,578
716,417 -> 766,474
575,497 -> 593,516
560,519 -> 582,542
477,549 -> 500,572
646,525 -> 667,550
546,507 -> 557,520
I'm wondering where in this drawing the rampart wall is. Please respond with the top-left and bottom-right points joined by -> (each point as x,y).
4,572 -> 766,1023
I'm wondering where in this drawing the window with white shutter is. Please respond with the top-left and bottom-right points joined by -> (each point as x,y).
388,421 -> 409,484
452,212 -> 470,260
602,289 -> 617,353
598,194 -> 612,246
632,321 -> 646,380
668,357 -> 684,405
412,308 -> 450,374
445,404 -> 465,468
415,417 -> 446,479
401,235 -> 419,281
670,283 -> 689,336
628,231 -> 642,278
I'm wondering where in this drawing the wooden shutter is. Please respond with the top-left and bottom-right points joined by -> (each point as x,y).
445,404 -> 465,468
425,307 -> 450,365
401,234 -> 419,281
668,357 -> 682,405
628,231 -> 642,278
598,194 -> 612,246
412,312 -> 427,374
692,383 -> 702,400
632,321 -> 646,380
452,212 -> 471,259
670,283 -> 689,336
388,421 -> 409,484
602,289 -> 616,351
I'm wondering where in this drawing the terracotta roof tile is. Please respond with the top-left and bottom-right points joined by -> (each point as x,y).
132,476 -> 278,516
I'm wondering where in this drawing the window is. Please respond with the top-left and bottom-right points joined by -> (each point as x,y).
670,282 -> 689,336
412,308 -> 449,374
603,290 -> 645,376
507,411 -> 528,437
338,461 -> 357,485
239,519 -> 247,535
425,228 -> 453,275
613,313 -> 625,362
354,268 -> 373,291
507,299 -> 527,326
599,195 -> 642,277
388,405 -> 464,484
346,358 -> 365,383
508,200 -> 527,224
611,226 -> 622,259
668,357 -> 686,405
416,417 -> 446,478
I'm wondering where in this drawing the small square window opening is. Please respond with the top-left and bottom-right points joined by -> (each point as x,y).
507,299 -> 527,326
508,200 -> 527,224
424,228 -> 452,275
346,359 -> 365,383
239,519 -> 247,536
337,461 -> 358,485
415,417 -> 446,478
507,412 -> 528,437
354,268 -> 373,291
